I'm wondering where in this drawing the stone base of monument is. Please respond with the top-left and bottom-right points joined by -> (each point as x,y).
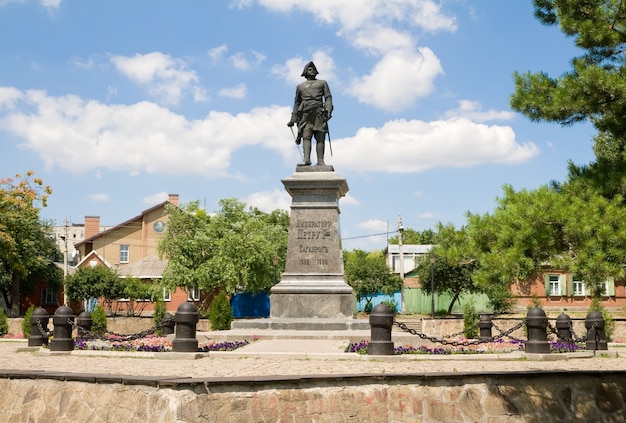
231,273 -> 370,331
231,166 -> 371,331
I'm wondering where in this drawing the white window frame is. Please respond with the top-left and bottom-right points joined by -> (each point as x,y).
119,244 -> 129,263
596,278 -> 615,297
572,275 -> 586,297
187,285 -> 200,301
545,274 -> 566,297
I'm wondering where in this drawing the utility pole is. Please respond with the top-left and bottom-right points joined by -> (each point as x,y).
62,218 -> 68,305
397,214 -> 404,313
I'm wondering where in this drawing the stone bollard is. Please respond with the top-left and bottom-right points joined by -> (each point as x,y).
172,302 -> 199,352
478,313 -> 493,340
161,312 -> 175,335
76,311 -> 93,339
368,303 -> 394,355
555,312 -> 573,342
525,307 -> 550,354
28,307 -> 50,347
585,311 -> 608,351
49,305 -> 75,352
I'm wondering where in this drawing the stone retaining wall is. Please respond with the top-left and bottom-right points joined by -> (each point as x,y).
0,370 -> 624,422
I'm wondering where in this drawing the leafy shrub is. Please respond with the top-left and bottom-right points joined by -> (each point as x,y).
208,291 -> 232,331
91,305 -> 108,335
152,298 -> 167,335
381,299 -> 398,314
0,307 -> 8,336
21,305 -> 35,337
463,299 -> 479,339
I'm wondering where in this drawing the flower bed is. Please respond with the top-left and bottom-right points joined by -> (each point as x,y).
73,335 -> 249,352
346,339 -> 584,355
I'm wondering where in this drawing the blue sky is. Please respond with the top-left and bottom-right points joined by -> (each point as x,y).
0,0 -> 596,251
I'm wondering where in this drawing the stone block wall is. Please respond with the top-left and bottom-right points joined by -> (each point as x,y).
0,371 -> 624,422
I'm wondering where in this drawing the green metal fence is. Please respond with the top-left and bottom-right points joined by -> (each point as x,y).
402,288 -> 491,314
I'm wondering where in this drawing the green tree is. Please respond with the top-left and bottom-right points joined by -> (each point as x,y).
0,306 -> 8,336
511,1 -> 626,198
388,228 -> 436,245
65,265 -> 123,312
207,291 -> 233,331
0,171 -> 62,317
343,249 -> 403,312
158,198 -> 289,295
412,224 -> 488,314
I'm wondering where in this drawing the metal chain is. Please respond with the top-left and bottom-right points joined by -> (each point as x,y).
35,318 -> 51,337
395,316 -> 596,347
68,317 -> 166,342
393,318 -> 526,347
491,321 -> 525,343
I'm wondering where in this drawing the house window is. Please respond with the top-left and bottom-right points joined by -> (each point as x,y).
572,276 -> 586,296
392,254 -> 416,273
120,245 -> 129,263
545,274 -> 566,297
41,288 -> 58,305
596,278 -> 615,297
163,289 -> 171,302
188,285 -> 200,301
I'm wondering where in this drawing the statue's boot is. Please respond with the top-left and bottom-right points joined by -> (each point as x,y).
297,140 -> 312,166
316,141 -> 325,166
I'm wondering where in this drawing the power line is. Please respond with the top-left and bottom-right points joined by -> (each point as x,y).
342,230 -> 398,241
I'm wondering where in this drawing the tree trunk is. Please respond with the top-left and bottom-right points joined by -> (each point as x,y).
9,273 -> 20,317
447,291 -> 461,315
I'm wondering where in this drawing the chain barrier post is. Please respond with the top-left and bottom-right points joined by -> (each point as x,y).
49,305 -> 75,352
585,311 -> 607,351
76,311 -> 93,339
478,313 -> 493,340
368,303 -> 395,355
525,307 -> 550,354
161,312 -> 175,335
28,307 -> 50,347
555,312 -> 573,342
172,302 -> 199,352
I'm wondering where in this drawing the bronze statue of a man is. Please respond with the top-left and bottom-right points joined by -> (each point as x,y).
287,61 -> 333,166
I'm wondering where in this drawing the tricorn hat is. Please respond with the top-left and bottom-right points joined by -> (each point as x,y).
301,61 -> 319,77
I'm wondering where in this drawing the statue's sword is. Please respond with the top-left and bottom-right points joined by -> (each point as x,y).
289,126 -> 304,161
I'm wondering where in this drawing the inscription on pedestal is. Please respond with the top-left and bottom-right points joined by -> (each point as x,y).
285,209 -> 342,274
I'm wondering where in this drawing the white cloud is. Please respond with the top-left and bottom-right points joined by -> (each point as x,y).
0,89 -> 537,180
256,0 -> 455,34
347,48 -> 443,111
445,100 -> 515,122
209,44 -> 228,61
332,117 -> 539,173
143,191 -> 169,205
110,52 -> 200,106
0,87 -> 23,109
218,83 -> 247,99
272,50 -> 337,86
0,0 -> 61,11
87,193 -> 109,202
357,219 -> 388,232
257,1 -> 455,112
0,89 -> 294,177
244,189 -> 290,212
229,50 -> 266,70
40,0 -> 60,11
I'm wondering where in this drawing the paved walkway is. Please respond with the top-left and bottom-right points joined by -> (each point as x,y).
1,331 -> 625,380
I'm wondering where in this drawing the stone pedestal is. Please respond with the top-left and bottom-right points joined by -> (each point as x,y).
232,165 -> 369,331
